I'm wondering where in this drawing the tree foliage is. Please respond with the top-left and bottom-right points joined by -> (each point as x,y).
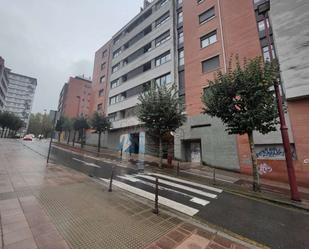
27,113 -> 52,138
0,111 -> 24,138
202,57 -> 279,191
91,112 -> 111,152
72,116 -> 89,148
137,84 -> 186,167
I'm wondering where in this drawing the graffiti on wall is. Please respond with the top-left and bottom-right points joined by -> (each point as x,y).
258,163 -> 272,175
255,145 -> 296,160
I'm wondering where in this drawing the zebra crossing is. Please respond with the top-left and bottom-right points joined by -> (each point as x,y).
99,173 -> 223,216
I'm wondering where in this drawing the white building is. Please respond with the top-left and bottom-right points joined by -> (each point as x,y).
5,72 -> 37,133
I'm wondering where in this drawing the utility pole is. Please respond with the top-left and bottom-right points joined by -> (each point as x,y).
258,1 -> 300,201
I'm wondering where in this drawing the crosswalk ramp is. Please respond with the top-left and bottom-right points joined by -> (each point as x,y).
99,173 -> 223,216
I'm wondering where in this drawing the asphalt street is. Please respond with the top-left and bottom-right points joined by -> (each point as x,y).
22,140 -> 309,249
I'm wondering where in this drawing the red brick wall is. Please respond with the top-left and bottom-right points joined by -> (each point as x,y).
89,41 -> 112,116
238,99 -> 309,187
62,77 -> 92,119
183,0 -> 261,116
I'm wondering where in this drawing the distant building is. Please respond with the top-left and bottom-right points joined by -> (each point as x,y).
5,71 -> 37,133
0,57 -> 10,111
57,76 -> 92,119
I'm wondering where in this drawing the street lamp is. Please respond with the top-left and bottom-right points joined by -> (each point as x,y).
258,1 -> 300,201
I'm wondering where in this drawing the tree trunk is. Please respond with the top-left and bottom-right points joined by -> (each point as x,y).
81,129 -> 84,149
4,128 -> 8,138
1,127 -> 4,138
98,132 -> 101,153
159,136 -> 163,168
67,130 -> 71,144
248,131 -> 261,192
72,131 -> 76,147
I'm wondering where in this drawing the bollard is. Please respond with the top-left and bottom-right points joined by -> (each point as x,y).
153,176 -> 159,214
177,161 -> 180,176
108,167 -> 114,192
213,167 -> 216,185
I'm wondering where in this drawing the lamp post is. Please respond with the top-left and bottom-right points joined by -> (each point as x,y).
258,1 -> 300,201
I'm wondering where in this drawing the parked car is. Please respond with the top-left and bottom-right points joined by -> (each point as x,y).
23,134 -> 33,141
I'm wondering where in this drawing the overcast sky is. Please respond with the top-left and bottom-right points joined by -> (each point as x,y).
0,0 -> 144,113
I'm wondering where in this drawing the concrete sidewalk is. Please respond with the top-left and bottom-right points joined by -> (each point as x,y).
54,141 -> 309,210
0,139 -> 256,249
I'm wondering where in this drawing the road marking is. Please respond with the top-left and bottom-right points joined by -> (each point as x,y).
118,175 -> 209,206
72,158 -> 101,168
149,173 -> 223,193
100,178 -> 199,216
138,175 -> 217,199
190,197 -> 209,206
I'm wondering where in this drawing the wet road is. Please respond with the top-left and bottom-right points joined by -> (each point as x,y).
23,140 -> 309,249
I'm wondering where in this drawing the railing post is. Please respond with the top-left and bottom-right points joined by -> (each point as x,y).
153,176 -> 159,214
108,167 -> 114,192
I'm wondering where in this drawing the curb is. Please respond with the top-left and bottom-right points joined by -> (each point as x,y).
158,170 -> 309,213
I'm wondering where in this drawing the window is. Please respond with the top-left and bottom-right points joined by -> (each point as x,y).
178,49 -> 184,66
202,55 -> 220,73
177,0 -> 183,6
178,11 -> 183,25
262,45 -> 275,61
199,7 -> 215,24
197,0 -> 205,4
157,0 -> 168,8
201,30 -> 217,48
155,31 -> 170,47
97,103 -> 103,111
155,51 -> 171,67
102,50 -> 107,58
155,73 -> 172,87
178,30 -> 184,45
101,63 -> 106,70
113,48 -> 122,58
108,113 -> 116,122
100,75 -> 105,83
155,12 -> 170,27
258,18 -> 270,32
99,89 -> 104,97
113,34 -> 121,45
110,93 -> 126,105
112,63 -> 120,74
111,79 -> 120,88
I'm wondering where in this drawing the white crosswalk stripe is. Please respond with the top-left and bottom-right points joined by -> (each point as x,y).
100,178 -> 199,216
118,175 -> 210,206
137,174 -> 218,199
149,173 -> 223,193
99,173 -> 223,217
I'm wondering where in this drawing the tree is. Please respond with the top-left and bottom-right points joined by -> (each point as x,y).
91,112 -> 111,152
202,57 -> 279,191
55,116 -> 65,142
73,116 -> 89,148
137,84 -> 186,168
62,117 -> 73,144
27,113 -> 42,136
41,113 -> 53,138
0,111 -> 24,138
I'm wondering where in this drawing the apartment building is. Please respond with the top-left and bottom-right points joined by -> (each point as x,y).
100,0 -> 179,154
90,0 -> 308,186
0,57 -> 10,111
268,0 -> 309,185
58,76 -> 92,119
5,72 -> 37,133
